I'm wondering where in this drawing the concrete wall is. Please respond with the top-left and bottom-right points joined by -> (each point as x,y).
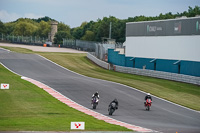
87,52 -> 110,70
114,65 -> 200,85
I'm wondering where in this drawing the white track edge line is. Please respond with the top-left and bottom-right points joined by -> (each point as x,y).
0,47 -> 11,52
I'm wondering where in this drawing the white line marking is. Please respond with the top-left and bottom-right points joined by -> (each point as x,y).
0,47 -> 11,52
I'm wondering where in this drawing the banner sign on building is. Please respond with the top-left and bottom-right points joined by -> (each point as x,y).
71,122 -> 85,130
126,17 -> 200,37
1,84 -> 9,89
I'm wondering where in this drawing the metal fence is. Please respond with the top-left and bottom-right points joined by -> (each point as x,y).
0,33 -> 47,46
63,39 -> 97,52
95,43 -> 115,61
63,39 -> 123,61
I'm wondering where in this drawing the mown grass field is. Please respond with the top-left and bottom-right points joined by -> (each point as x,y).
0,62 -> 131,131
0,46 -> 200,131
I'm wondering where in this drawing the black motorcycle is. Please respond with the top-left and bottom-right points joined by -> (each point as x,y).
91,96 -> 99,109
108,102 -> 117,115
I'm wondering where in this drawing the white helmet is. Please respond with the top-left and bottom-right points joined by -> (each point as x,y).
147,93 -> 150,96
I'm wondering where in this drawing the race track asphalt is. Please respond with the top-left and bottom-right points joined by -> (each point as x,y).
0,49 -> 200,133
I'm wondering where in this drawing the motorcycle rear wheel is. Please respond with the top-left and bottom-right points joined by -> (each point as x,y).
147,105 -> 150,111
92,104 -> 96,109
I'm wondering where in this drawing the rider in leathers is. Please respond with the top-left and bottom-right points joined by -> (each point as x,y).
91,91 -> 99,104
144,93 -> 152,105
109,98 -> 118,110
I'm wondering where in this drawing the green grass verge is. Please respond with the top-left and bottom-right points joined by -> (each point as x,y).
0,63 -> 131,131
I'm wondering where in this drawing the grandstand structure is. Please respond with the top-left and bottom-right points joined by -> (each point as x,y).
108,17 -> 200,77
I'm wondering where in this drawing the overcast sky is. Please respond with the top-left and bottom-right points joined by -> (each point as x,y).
0,0 -> 199,28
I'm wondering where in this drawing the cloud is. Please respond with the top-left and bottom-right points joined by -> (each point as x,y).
0,10 -> 44,23
24,13 -> 44,19
0,10 -> 20,22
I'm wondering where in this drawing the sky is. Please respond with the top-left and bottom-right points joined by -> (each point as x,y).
0,0 -> 199,28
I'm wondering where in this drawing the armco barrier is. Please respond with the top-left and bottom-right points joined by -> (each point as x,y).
114,65 -> 200,85
87,52 -> 110,70
87,53 -> 200,85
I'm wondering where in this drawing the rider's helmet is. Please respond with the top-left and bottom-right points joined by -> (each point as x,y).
147,93 -> 150,96
95,91 -> 98,96
114,98 -> 117,102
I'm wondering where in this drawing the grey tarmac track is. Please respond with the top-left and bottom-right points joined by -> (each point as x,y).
0,48 -> 200,133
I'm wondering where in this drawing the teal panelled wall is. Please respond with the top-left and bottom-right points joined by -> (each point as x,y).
156,59 -> 179,73
180,61 -> 200,77
108,49 -> 200,77
135,58 -> 154,70
125,57 -> 134,67
108,49 -> 125,66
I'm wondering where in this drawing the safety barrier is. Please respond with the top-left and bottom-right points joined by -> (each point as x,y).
87,52 -> 110,70
87,52 -> 200,85
114,65 -> 200,85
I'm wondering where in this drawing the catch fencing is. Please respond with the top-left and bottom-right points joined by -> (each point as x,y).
63,39 -> 123,61
95,43 -> 115,61
62,39 -> 97,52
0,33 -> 47,45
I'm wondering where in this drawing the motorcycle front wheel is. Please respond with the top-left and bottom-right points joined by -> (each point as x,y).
92,103 -> 96,109
109,108 -> 114,115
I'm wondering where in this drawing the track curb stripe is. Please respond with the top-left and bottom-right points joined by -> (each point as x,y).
22,77 -> 154,132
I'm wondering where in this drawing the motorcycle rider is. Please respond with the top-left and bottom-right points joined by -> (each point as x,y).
144,93 -> 152,105
109,98 -> 118,110
92,91 -> 100,99
91,91 -> 99,104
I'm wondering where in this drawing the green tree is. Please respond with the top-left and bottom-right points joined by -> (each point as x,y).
58,22 -> 71,32
32,16 -> 55,23
81,30 -> 95,41
4,22 -> 16,35
0,20 -> 6,34
13,21 -> 38,36
54,31 -> 72,44
188,6 -> 200,17
71,27 -> 84,39
36,20 -> 50,38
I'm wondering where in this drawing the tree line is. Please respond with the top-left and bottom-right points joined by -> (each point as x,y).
0,6 -> 199,44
